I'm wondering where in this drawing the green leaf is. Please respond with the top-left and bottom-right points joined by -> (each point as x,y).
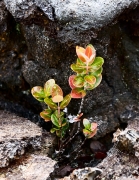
54,110 -> 64,118
51,114 -> 60,127
44,97 -> 58,110
62,120 -> 69,130
60,94 -> 71,109
72,76 -> 84,88
91,67 -> 103,77
61,118 -> 68,127
84,75 -> 96,85
40,109 -> 53,121
50,127 -> 59,133
84,82 -> 94,90
83,118 -> 91,130
92,75 -> 102,89
71,64 -> 86,74
52,84 -> 63,103
31,86 -> 45,102
56,130 -> 61,137
91,57 -> 104,70
83,129 -> 92,137
44,79 -> 55,97
71,88 -> 86,98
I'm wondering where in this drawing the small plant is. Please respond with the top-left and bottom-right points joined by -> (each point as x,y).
31,44 -> 104,159
31,79 -> 71,139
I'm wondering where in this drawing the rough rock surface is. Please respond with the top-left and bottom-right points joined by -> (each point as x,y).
0,0 -> 139,139
59,119 -> 139,180
0,154 -> 56,180
59,167 -> 102,180
0,110 -> 54,168
95,119 -> 139,180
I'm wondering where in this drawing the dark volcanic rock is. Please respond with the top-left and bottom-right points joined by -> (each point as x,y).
0,0 -> 139,139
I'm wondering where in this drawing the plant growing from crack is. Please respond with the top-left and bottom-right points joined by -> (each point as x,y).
31,44 -> 104,159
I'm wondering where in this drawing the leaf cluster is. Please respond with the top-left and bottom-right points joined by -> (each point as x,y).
69,44 -> 104,98
31,79 -> 71,137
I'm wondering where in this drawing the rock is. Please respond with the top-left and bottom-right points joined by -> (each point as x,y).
59,167 -> 102,180
1,0 -> 139,140
50,0 -> 139,29
95,119 -> 139,179
0,154 -> 56,180
113,119 -> 139,159
3,0 -> 54,21
0,110 -> 54,168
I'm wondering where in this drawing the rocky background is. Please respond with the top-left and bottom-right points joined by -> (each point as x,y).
0,0 -> 139,179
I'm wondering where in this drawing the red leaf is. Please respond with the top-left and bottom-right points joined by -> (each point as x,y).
71,88 -> 86,98
69,75 -> 76,89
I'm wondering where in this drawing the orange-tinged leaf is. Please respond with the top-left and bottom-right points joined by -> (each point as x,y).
44,79 -> 55,97
40,109 -> 53,122
76,46 -> 88,63
52,84 -> 63,103
71,88 -> 86,98
76,58 -> 86,66
85,45 -> 93,58
69,75 -> 76,89
84,75 -> 96,85
52,95 -> 63,103
85,44 -> 96,57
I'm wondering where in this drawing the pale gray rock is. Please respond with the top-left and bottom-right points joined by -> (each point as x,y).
3,0 -> 54,20
59,167 -> 102,180
0,154 -> 56,180
95,119 -> 139,179
0,110 -> 42,168
49,0 -> 139,29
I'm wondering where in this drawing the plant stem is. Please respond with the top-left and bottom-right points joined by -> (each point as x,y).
58,102 -> 62,149
77,97 -> 84,131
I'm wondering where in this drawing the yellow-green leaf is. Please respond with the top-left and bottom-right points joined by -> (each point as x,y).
91,57 -> 104,70
44,97 -> 58,110
72,76 -> 84,88
44,79 -> 55,97
92,75 -> 102,89
84,75 -> 96,85
31,86 -> 45,102
51,114 -> 60,127
60,94 -> 71,109
83,118 -> 91,130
